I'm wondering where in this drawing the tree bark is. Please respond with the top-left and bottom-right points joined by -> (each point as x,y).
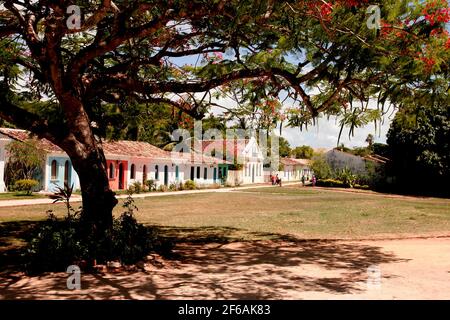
68,144 -> 118,234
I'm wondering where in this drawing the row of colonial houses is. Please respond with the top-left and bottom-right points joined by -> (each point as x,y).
0,128 -> 313,192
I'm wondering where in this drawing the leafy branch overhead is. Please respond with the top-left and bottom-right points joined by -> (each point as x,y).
0,0 -> 449,233
1,1 -> 449,141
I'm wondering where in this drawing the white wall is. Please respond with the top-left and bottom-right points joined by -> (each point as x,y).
127,158 -> 219,188
0,135 -> 8,192
242,161 -> 264,184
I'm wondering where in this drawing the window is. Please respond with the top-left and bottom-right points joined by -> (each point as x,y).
204,167 -> 207,180
190,166 -> 195,180
175,165 -> 179,180
109,163 -> 114,179
51,160 -> 58,180
155,165 -> 159,180
196,166 -> 200,179
130,164 -> 136,179
64,161 -> 70,184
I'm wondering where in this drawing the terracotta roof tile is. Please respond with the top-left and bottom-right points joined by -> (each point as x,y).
0,128 -> 222,164
280,157 -> 311,166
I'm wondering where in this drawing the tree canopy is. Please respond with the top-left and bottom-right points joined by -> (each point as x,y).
386,83 -> 450,196
292,145 -> 314,159
0,0 -> 449,230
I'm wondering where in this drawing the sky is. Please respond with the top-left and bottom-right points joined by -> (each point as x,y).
278,116 -> 393,150
171,48 -> 397,151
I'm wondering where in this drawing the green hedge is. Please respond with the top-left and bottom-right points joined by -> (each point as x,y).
316,179 -> 348,188
317,179 -> 371,190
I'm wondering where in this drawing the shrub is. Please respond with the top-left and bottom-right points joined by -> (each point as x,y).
13,179 -> 39,194
311,155 -> 332,179
26,191 -> 171,274
128,181 -> 143,194
335,167 -> 357,188
354,184 -> 370,190
183,180 -> 196,190
168,183 -> 177,191
145,179 -> 157,191
316,179 -> 346,188
158,185 -> 168,192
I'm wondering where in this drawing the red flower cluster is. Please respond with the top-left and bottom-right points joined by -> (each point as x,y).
306,0 -> 369,19
418,56 -> 436,72
422,0 -> 450,25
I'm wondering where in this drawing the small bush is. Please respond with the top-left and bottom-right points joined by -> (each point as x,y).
158,185 -> 168,192
183,180 -> 196,190
168,183 -> 177,191
13,179 -> 39,194
335,168 -> 357,188
145,179 -> 157,191
316,179 -> 347,188
128,181 -> 143,194
26,191 -> 171,274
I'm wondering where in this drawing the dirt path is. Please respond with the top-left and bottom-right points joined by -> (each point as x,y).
1,237 -> 450,300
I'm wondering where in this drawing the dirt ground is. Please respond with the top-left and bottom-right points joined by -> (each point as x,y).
1,237 -> 450,300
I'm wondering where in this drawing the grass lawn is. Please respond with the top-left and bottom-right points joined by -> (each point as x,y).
0,186 -> 449,241
0,192 -> 47,201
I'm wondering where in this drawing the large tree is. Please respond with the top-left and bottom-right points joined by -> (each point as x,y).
0,0 -> 448,237
387,81 -> 450,196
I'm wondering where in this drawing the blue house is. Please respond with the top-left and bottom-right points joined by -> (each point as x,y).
46,156 -> 80,192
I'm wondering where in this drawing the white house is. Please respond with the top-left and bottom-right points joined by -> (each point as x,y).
0,128 -> 223,192
200,136 -> 266,185
279,157 -> 313,182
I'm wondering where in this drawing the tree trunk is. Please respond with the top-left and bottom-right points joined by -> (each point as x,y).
68,145 -> 118,234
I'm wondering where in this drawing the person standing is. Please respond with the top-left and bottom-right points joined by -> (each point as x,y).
312,175 -> 317,187
301,175 -> 306,187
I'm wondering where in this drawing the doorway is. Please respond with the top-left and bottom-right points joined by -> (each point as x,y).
164,165 -> 169,186
118,163 -> 124,190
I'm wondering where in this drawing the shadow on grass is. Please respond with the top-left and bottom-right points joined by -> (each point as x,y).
0,221 -> 407,299
0,221 -> 43,274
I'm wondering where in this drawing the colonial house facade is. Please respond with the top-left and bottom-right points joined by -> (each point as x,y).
279,157 -> 313,182
200,136 -> 266,185
0,128 -> 315,192
0,128 -> 223,192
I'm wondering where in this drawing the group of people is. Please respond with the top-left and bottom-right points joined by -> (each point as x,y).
270,174 -> 282,186
269,173 -> 316,187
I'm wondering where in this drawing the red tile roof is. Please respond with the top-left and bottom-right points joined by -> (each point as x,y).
280,157 -> 311,166
0,128 -> 63,153
0,128 -> 221,164
201,139 -> 248,159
